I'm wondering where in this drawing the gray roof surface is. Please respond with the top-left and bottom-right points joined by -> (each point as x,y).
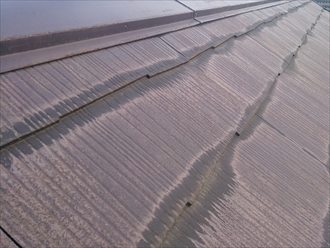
0,1 -> 191,40
0,0 -> 329,247
0,0 -> 281,41
163,11 -> 330,246
0,0 -> 301,147
0,0 -> 288,73
0,229 -> 18,248
181,0 -> 289,22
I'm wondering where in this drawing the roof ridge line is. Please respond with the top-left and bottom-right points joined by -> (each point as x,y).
0,1 -> 305,152
0,0 -> 300,74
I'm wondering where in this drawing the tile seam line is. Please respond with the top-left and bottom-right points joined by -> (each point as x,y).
256,114 -> 327,167
0,2 -> 311,150
159,1 -> 307,62
0,226 -> 23,248
237,9 -> 323,139
0,74 -> 145,151
0,1 -> 302,151
158,7 -> 323,248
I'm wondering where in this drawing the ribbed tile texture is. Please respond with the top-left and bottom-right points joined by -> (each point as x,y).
2,35 -> 283,245
202,10 -> 265,47
159,1 -> 290,60
199,1 -> 307,48
163,117 -> 329,247
247,3 -> 318,63
159,0 -> 288,59
258,11 -> 330,166
160,26 -> 214,59
0,1 -> 328,247
0,230 -> 18,248
207,16 -> 255,43
0,1 -> 309,149
0,37 -> 186,147
162,5 -> 329,247
0,12 -> 289,248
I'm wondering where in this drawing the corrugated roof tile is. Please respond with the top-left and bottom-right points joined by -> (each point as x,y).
160,26 -> 214,59
0,1 -> 329,247
0,229 -> 18,248
0,37 -> 186,147
163,117 -> 329,247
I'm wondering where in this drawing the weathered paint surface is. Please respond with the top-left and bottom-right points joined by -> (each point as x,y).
163,117 -> 329,247
0,1 -> 329,247
162,7 -> 330,247
0,1 -> 304,148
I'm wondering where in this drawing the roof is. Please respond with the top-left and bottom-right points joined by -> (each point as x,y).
0,0 -> 286,73
314,0 -> 330,10
0,1 -> 329,247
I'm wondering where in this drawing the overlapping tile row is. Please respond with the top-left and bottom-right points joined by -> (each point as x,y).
1,7 -> 306,246
0,1 -> 307,148
0,1 -> 328,247
157,1 -> 317,135
257,10 -> 330,166
162,5 -> 329,247
160,26 -> 215,59
0,37 -> 186,147
163,118 -> 329,247
0,32 -> 282,245
160,1 -> 305,59
246,2 -> 321,63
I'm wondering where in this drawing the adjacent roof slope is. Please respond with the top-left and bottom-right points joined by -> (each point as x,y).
0,0 -> 286,73
1,1 -> 329,247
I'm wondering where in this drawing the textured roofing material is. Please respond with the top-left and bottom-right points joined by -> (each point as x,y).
0,229 -> 18,248
162,18 -> 330,246
0,1 -> 196,73
0,37 -> 186,147
0,1 -> 329,247
163,117 -> 329,247
0,0 -> 303,148
159,2 -> 292,60
0,0 -> 290,73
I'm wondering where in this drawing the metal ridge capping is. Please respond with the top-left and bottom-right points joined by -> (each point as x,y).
181,0 -> 285,19
1,0 -> 289,73
0,13 -> 194,56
